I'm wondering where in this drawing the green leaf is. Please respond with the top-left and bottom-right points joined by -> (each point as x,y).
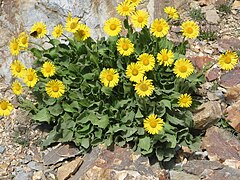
32,108 -> 51,123
101,86 -> 112,96
30,48 -> 42,59
138,136 -> 151,151
91,114 -> 109,129
43,97 -> 56,106
81,138 -> 90,149
48,103 -> 63,116
156,147 -> 164,161
135,108 -> 144,118
82,73 -> 95,80
166,113 -> 185,126
160,100 -> 172,110
62,102 -> 76,113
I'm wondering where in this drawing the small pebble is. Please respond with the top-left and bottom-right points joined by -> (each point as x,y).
0,145 -> 6,154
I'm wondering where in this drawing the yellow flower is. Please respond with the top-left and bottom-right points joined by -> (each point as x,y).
0,99 -> 13,116
30,22 -> 47,38
126,63 -> 145,83
99,68 -> 119,88
116,0 -> 135,16
18,32 -> 29,49
173,58 -> 194,79
9,38 -> 20,56
41,61 -> 56,78
137,53 -> 155,72
104,18 -> 122,36
218,51 -> 238,71
128,0 -> 142,7
10,60 -> 25,78
52,24 -> 63,38
45,80 -> 65,98
23,68 -> 39,87
178,93 -> 192,108
181,21 -> 199,39
157,49 -> 174,66
116,38 -> 134,56
144,114 -> 164,135
150,18 -> 169,38
65,17 -> 80,33
74,24 -> 91,41
164,6 -> 179,20
131,10 -> 149,28
134,77 -> 154,97
12,80 -> 23,95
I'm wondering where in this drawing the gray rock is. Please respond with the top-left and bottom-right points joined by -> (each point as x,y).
0,145 -> 5,154
170,170 -> 200,180
27,161 -> 44,171
205,9 -> 220,24
14,170 -> 33,180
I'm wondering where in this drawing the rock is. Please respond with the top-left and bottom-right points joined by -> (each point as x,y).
220,68 -> 240,88
232,0 -> 240,10
27,161 -> 43,171
170,170 -> 200,180
189,56 -> 214,71
43,143 -> 80,165
206,67 -> 221,81
223,159 -> 240,169
199,0 -> 228,6
193,101 -> 222,129
207,92 -> 221,101
14,170 -> 33,180
72,145 -> 167,180
183,160 -> 240,180
226,100 -> 240,132
202,126 -> 240,162
205,9 -> 220,24
218,38 -> 240,51
0,146 -> 5,154
32,170 -> 46,180
57,156 -> 83,180
224,84 -> 240,104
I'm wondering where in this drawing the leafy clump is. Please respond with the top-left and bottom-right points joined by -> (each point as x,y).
189,8 -> 205,22
5,1 -> 238,162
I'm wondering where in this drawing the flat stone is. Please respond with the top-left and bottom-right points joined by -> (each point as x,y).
202,126 -> 240,162
232,0 -> 240,10
199,0 -> 228,6
226,100 -> 240,132
27,161 -> 43,171
0,146 -> 5,154
218,38 -> 240,51
170,170 -> 200,180
189,56 -> 214,71
206,67 -> 221,81
193,101 -> 222,130
205,9 -> 220,24
220,68 -> 240,88
224,84 -> 240,104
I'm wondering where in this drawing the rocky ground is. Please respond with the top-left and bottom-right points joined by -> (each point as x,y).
0,0 -> 240,179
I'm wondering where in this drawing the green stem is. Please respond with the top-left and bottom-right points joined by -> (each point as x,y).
29,41 -> 46,51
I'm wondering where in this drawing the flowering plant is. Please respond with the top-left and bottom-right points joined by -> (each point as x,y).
3,0 -> 238,162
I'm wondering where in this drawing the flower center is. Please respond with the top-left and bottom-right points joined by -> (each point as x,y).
162,55 -> 168,61
139,83 -> 148,92
132,0 -> 137,2
149,120 -> 157,128
106,74 -> 113,81
132,69 -> 138,76
143,58 -> 149,65
224,56 -> 231,64
179,66 -> 187,73
110,24 -> 116,30
70,22 -> 77,29
15,84 -> 21,91
45,66 -> 52,73
13,43 -> 18,50
15,66 -> 21,73
78,30 -> 85,37
0,102 -> 8,110
181,97 -> 188,103
52,86 -> 59,92
186,27 -> 193,34
122,5 -> 129,12
36,28 -> 42,34
28,75 -> 34,81
122,43 -> 129,50
156,25 -> 163,32
56,29 -> 60,34
21,37 -> 27,44
138,17 -> 144,23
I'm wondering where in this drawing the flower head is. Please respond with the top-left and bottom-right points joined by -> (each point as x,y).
30,22 -> 47,38
74,24 -> 91,41
0,99 -> 13,116
134,77 -> 154,97
100,68 -> 119,88
104,18 -> 122,36
116,1 -> 135,16
18,32 -> 29,49
137,53 -> 155,72
23,68 -> 39,87
116,38 -> 134,56
126,62 -> 145,83
65,17 -> 80,33
144,114 -> 164,134
129,0 -> 141,7
10,60 -> 25,78
164,6 -> 179,20
12,80 -> 23,95
52,24 -> 63,38
181,21 -> 199,39
157,49 -> 174,66
178,93 -> 192,108
41,61 -> 56,78
45,80 -> 65,98
150,18 -> 169,38
173,58 -> 194,79
218,51 -> 238,71
9,38 -> 20,56
131,10 -> 149,28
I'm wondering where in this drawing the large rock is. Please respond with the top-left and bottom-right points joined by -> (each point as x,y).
226,100 -> 240,132
220,68 -> 240,88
